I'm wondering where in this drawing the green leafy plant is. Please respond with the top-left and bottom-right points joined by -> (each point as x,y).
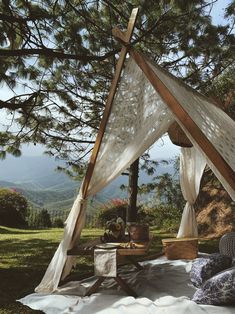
0,188 -> 29,227
96,199 -> 128,226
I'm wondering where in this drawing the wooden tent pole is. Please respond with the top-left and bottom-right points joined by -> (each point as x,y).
70,8 -> 139,244
129,49 -> 235,191
81,8 -> 139,198
81,48 -> 127,196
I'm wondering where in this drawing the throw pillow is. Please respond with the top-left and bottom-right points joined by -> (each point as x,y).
192,267 -> 235,305
190,253 -> 232,288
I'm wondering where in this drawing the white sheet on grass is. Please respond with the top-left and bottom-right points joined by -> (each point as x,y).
19,256 -> 235,314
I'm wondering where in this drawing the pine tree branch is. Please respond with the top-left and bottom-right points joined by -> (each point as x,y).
0,13 -> 37,23
0,93 -> 39,110
41,131 -> 95,144
0,47 -> 119,61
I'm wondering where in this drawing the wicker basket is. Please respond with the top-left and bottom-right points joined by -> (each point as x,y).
168,121 -> 193,147
162,238 -> 198,260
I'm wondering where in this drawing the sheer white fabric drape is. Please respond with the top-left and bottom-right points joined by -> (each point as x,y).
88,58 -> 174,196
177,147 -> 206,238
148,60 -> 235,200
35,187 -> 86,292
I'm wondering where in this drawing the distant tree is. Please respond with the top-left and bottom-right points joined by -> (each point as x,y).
0,188 -> 29,227
205,64 -> 235,120
27,208 -> 36,227
27,208 -> 52,228
53,218 -> 64,228
35,209 -> 52,228
141,172 -> 184,211
139,158 -> 184,229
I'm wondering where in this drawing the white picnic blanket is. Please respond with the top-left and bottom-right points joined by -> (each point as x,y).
18,256 -> 235,314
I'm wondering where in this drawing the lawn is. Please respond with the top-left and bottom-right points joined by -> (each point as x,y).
0,226 -> 219,314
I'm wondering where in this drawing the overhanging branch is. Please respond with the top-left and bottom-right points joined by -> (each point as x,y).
0,48 -> 119,61
41,131 -> 95,144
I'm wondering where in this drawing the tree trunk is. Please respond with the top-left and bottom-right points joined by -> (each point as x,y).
127,158 -> 139,222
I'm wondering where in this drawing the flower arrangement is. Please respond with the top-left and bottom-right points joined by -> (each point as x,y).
101,216 -> 125,243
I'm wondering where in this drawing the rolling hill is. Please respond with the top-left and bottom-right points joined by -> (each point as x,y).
0,155 -> 173,212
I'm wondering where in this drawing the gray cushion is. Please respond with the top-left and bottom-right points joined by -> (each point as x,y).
192,267 -> 235,305
190,253 -> 232,288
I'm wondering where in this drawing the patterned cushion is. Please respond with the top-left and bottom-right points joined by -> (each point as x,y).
192,267 -> 235,305
190,253 -> 232,288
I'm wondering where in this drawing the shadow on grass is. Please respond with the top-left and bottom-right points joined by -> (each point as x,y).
0,236 -> 97,313
0,237 -> 59,312
0,227 -> 43,235
0,265 -> 45,313
0,238 -> 59,268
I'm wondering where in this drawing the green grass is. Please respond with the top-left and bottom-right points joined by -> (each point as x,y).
0,226 -> 219,314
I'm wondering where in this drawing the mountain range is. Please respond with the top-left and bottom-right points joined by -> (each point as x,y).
0,155 -> 173,213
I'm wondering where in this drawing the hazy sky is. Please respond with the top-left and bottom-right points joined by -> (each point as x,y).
0,0 -> 230,159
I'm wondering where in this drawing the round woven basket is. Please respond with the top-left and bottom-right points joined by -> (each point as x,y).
168,121 -> 193,147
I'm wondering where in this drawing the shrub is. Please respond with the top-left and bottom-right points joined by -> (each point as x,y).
137,206 -> 158,226
96,198 -> 182,231
151,204 -> 182,231
0,188 -> 29,227
96,199 -> 128,226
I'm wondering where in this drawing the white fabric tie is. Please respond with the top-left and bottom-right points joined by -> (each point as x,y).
177,147 -> 206,238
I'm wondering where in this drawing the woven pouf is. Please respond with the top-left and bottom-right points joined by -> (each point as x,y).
219,232 -> 235,258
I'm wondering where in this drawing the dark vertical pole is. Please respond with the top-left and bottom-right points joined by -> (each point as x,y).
127,158 -> 139,222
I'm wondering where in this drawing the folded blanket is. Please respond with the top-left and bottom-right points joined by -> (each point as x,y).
94,248 -> 117,277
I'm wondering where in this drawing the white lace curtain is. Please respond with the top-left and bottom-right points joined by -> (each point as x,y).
177,147 -> 206,238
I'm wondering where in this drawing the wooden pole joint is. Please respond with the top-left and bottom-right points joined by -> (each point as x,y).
112,8 -> 139,48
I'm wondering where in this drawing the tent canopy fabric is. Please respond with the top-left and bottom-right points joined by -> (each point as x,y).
35,10 -> 235,293
35,53 -> 235,293
146,57 -> 235,199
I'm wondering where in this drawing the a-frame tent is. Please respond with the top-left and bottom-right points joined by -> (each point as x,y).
35,8 -> 235,293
